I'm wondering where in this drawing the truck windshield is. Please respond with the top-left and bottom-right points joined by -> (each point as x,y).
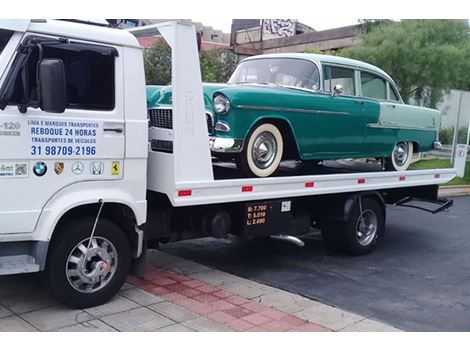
0,29 -> 13,56
229,58 -> 320,91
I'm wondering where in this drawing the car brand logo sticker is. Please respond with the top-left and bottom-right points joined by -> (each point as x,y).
33,161 -> 47,177
111,161 -> 120,176
90,161 -> 104,175
71,161 -> 84,175
54,162 -> 64,175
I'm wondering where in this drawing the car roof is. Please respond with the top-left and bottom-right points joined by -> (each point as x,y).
241,53 -> 395,83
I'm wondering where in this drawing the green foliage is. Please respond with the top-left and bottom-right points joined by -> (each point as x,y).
439,127 -> 470,145
143,40 -> 171,85
439,128 -> 454,145
342,20 -> 470,108
200,48 -> 237,83
144,41 -> 237,85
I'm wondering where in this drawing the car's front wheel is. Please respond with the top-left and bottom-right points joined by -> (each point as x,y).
237,123 -> 284,177
385,141 -> 414,171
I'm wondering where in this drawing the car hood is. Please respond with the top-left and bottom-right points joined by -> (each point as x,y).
146,82 -> 318,112
146,83 -> 229,109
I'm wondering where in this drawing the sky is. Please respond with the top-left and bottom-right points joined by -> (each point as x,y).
192,18 -> 359,33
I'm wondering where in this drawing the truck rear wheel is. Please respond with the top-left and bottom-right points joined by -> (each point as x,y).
321,197 -> 384,255
340,197 -> 384,255
46,217 -> 131,308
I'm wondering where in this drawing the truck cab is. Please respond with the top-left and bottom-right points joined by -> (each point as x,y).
0,20 -> 147,307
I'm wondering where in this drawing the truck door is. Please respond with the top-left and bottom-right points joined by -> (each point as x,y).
0,36 -> 125,234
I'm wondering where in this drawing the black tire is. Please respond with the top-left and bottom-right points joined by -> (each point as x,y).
320,198 -> 384,255
237,123 -> 284,178
339,197 -> 384,255
46,216 -> 131,308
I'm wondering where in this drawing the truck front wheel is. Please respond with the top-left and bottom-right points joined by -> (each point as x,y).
46,217 -> 131,308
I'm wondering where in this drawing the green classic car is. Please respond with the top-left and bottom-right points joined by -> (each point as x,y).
147,53 -> 441,177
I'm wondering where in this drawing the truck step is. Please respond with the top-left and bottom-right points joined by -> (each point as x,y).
0,255 -> 40,275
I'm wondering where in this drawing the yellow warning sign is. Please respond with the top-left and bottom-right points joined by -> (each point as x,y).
111,161 -> 120,176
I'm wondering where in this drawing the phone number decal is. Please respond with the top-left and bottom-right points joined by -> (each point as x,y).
31,145 -> 96,156
28,119 -> 99,157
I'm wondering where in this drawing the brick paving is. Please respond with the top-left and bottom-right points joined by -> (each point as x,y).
0,250 -> 401,332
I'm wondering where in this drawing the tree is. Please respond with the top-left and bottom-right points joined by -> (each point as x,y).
144,40 -> 237,85
342,20 -> 470,108
143,40 -> 171,85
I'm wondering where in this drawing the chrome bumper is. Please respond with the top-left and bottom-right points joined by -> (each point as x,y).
433,140 -> 443,150
209,137 -> 244,153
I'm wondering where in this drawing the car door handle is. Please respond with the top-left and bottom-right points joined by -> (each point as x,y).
355,100 -> 365,105
103,128 -> 123,133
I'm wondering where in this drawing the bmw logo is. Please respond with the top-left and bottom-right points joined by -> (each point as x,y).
33,161 -> 47,177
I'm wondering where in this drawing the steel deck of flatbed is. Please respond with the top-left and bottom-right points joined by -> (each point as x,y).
166,160 -> 456,206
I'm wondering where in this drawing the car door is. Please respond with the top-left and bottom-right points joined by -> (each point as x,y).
359,70 -> 397,154
309,65 -> 366,157
0,35 -> 124,234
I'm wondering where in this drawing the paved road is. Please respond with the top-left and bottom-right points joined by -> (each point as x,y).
162,196 -> 470,331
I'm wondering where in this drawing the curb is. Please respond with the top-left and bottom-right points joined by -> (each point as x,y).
439,185 -> 470,197
134,249 -> 402,332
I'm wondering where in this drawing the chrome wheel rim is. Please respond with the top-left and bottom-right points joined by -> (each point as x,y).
252,131 -> 277,169
393,142 -> 409,167
66,237 -> 118,293
355,209 -> 378,246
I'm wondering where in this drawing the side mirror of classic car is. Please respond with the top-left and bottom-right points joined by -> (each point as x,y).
332,84 -> 343,97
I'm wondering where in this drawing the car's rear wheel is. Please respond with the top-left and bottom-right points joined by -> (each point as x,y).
385,141 -> 413,171
237,123 -> 284,177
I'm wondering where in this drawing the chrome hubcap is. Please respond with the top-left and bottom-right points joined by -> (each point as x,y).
356,209 -> 378,246
252,131 -> 277,169
66,237 -> 118,293
393,142 -> 409,166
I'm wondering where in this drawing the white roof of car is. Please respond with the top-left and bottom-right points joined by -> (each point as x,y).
242,53 -> 395,83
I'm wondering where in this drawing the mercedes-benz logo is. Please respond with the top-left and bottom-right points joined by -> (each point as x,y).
71,161 -> 84,175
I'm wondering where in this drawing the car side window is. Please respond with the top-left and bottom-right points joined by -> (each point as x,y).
389,85 -> 400,102
361,71 -> 387,100
8,40 -> 116,111
323,66 -> 355,95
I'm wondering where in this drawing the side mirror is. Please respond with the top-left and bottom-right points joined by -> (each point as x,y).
38,59 -> 66,113
332,84 -> 343,97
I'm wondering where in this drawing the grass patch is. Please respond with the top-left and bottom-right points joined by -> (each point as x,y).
410,159 -> 470,185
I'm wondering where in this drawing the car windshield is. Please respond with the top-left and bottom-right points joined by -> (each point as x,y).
0,29 -> 13,57
229,58 -> 320,91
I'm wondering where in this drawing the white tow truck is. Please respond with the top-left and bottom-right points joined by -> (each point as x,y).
0,19 -> 456,308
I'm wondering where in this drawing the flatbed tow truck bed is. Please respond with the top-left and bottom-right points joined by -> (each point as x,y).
0,20 -> 458,308
165,159 -> 456,207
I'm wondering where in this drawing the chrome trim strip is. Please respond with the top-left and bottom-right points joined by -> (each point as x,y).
367,123 -> 436,132
236,105 -> 350,116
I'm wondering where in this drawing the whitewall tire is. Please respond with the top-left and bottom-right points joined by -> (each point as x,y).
238,123 -> 284,177
385,141 -> 414,171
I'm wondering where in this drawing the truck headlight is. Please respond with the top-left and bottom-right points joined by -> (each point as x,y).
213,94 -> 231,114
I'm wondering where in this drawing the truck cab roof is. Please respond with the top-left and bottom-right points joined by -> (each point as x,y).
2,19 -> 141,49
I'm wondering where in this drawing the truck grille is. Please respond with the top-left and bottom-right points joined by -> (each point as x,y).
148,108 -> 214,135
